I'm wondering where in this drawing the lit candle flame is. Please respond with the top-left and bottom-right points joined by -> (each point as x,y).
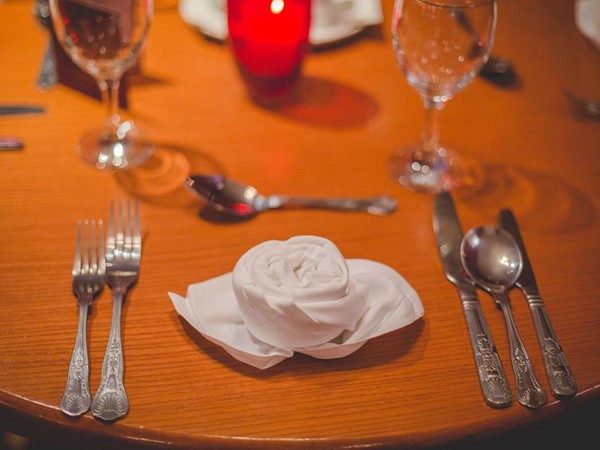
270,0 -> 284,14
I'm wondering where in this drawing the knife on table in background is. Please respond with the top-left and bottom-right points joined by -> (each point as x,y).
499,209 -> 577,398
433,192 -> 511,408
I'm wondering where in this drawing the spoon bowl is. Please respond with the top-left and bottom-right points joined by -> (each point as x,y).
185,175 -> 397,217
460,225 -> 522,295
461,225 -> 546,409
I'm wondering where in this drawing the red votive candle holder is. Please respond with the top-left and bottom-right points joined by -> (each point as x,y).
227,0 -> 311,106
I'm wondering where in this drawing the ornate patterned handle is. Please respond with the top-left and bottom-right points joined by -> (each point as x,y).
525,290 -> 577,398
91,294 -> 129,421
460,290 -> 511,408
60,298 -> 91,416
497,293 -> 546,408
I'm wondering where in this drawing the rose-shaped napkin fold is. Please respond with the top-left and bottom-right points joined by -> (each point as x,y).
169,236 -> 424,369
233,236 -> 367,349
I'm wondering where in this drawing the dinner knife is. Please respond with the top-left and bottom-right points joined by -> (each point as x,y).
499,209 -> 577,398
433,192 -> 511,408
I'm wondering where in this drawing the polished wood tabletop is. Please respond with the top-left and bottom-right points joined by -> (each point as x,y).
1,0 -> 600,449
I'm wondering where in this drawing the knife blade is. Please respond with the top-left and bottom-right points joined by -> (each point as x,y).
498,209 -> 577,398
433,192 -> 511,408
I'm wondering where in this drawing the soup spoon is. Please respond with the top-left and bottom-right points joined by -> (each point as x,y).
461,225 -> 546,409
185,175 -> 397,217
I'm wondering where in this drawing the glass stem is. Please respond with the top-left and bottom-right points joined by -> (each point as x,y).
99,78 -> 121,130
421,99 -> 443,152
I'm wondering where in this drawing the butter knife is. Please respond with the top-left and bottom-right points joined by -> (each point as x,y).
433,192 -> 511,408
499,209 -> 577,398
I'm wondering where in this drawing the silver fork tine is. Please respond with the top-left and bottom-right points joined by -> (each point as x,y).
98,220 -> 105,276
123,200 -> 132,257
134,200 -> 141,256
117,200 -> 124,256
107,201 -> 115,257
82,220 -> 89,274
72,220 -> 82,275
61,219 -> 105,417
90,220 -> 97,273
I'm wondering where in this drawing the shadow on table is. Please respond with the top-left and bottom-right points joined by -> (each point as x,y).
114,141 -> 224,211
259,75 -> 380,129
455,163 -> 597,234
178,315 -> 426,379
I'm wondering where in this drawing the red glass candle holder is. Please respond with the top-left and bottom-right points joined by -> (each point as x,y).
227,0 -> 311,106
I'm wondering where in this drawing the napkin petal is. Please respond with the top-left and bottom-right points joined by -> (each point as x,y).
297,259 -> 424,359
168,273 -> 292,370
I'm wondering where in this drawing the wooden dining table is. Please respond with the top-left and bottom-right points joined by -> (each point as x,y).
1,0 -> 600,449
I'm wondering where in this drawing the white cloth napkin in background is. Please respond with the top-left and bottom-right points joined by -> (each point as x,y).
170,236 -> 424,369
575,0 -> 600,50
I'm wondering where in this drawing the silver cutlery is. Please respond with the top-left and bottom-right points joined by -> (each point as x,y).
91,200 -> 141,421
0,137 -> 25,150
461,225 -> 546,408
185,175 -> 397,217
0,105 -> 46,116
562,89 -> 600,119
481,55 -> 515,77
432,192 -> 511,408
499,209 -> 577,398
61,219 -> 105,417
34,0 -> 58,91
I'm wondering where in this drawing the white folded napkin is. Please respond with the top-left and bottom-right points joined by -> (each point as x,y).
170,236 -> 424,369
575,0 -> 600,50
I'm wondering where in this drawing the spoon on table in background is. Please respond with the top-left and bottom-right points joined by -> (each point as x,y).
460,225 -> 547,409
184,175 -> 398,218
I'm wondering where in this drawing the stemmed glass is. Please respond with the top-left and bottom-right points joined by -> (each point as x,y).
390,0 -> 497,193
49,0 -> 154,170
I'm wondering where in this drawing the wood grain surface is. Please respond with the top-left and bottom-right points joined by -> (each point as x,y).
1,1 -> 599,449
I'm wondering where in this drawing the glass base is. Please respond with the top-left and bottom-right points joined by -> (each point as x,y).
77,120 -> 154,170
388,144 -> 465,193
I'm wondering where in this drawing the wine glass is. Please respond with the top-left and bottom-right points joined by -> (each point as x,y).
49,0 -> 154,170
390,0 -> 497,193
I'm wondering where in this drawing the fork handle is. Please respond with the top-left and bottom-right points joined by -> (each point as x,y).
523,287 -> 577,397
496,293 -> 546,408
91,293 -> 129,421
60,297 -> 91,416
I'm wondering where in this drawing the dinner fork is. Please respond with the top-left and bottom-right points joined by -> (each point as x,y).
60,219 -> 105,417
91,200 -> 141,421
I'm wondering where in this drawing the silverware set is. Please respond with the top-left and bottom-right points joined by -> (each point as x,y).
61,200 -> 141,421
433,192 -> 576,409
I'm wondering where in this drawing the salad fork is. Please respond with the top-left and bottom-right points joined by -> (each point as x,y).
91,200 -> 141,421
61,219 -> 105,416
